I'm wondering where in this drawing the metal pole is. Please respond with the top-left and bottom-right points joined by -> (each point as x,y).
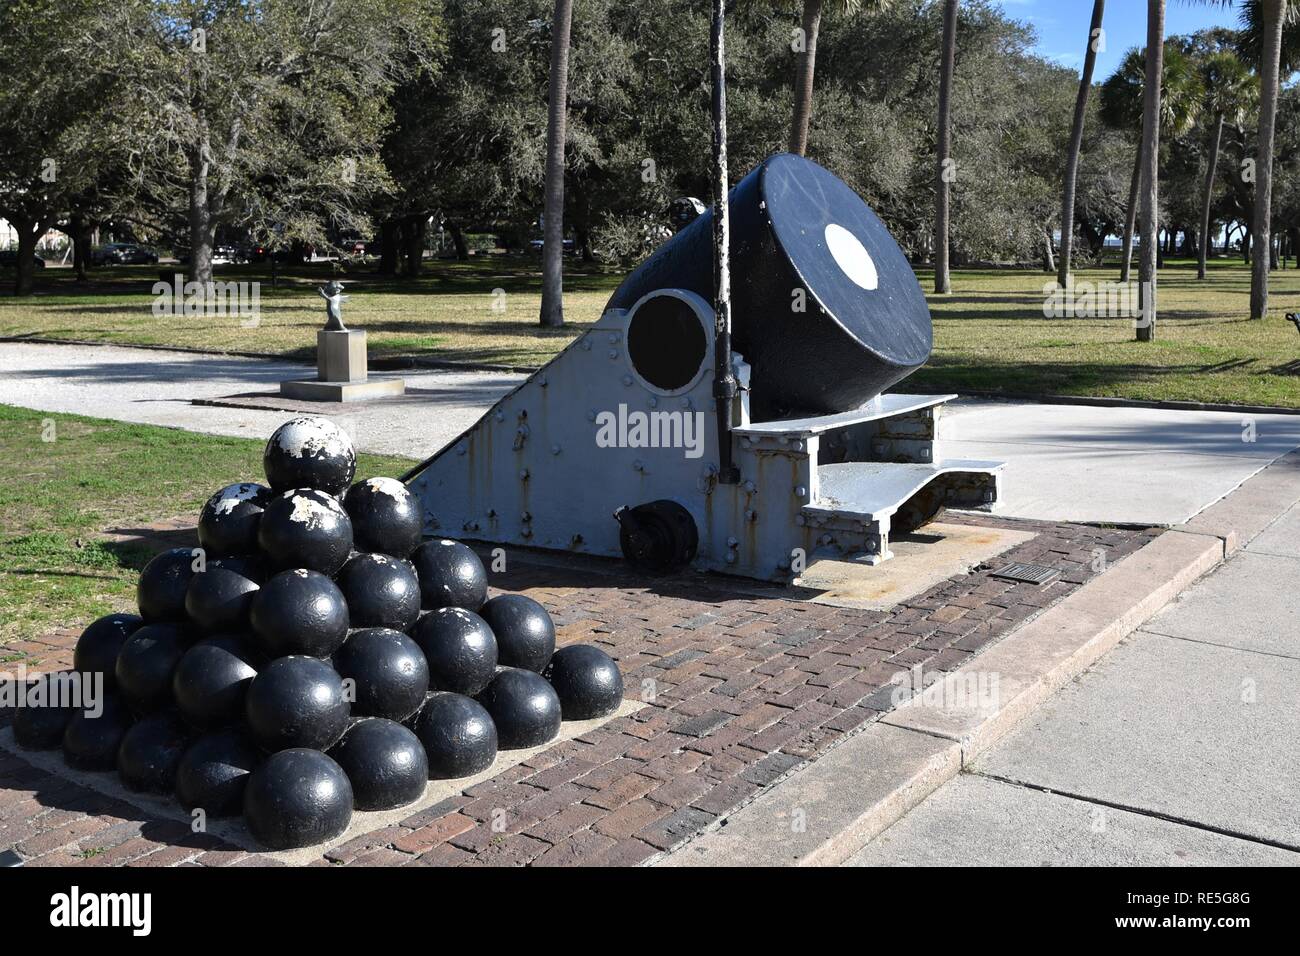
710,0 -> 739,484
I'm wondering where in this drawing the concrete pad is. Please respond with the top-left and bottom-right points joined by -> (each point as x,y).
946,439 -> 1273,525
659,723 -> 959,867
792,521 -> 1036,611
942,400 -> 1300,460
1247,501 -> 1300,560
975,632 -> 1300,849
847,774 -> 1299,867
941,401 -> 1300,525
1143,551 -> 1300,659
882,530 -> 1222,759
0,700 -> 641,866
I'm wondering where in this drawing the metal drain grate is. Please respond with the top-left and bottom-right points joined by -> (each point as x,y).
990,562 -> 1060,586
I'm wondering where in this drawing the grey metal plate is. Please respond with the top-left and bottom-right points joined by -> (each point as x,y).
990,562 -> 1060,585
807,458 -> 1003,521
734,393 -> 956,437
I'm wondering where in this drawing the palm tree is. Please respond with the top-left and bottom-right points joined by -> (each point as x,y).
1196,51 -> 1256,279
788,1 -> 893,156
1137,0 -> 1165,343
934,0 -> 958,295
539,0 -> 574,328
1237,0 -> 1297,319
1058,0 -> 1106,288
1101,43 -> 1200,284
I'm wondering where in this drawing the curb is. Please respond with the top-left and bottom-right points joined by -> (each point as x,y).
659,450 -> 1300,867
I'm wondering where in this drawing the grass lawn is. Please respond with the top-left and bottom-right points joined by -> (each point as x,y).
0,404 -> 415,648
2,255 -> 1299,406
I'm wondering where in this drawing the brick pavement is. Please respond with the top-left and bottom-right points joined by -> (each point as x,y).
0,514 -> 1159,866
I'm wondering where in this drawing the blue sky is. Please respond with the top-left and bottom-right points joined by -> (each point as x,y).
993,0 -> 1242,79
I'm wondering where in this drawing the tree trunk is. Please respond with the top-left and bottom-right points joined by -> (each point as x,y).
1252,0 -> 1286,319
1120,144 -> 1141,283
788,0 -> 825,157
933,0 -> 958,295
13,217 -> 42,296
403,215 -> 426,277
71,213 -> 92,282
1136,0 -> 1164,343
448,222 -> 469,261
539,0 -> 574,328
1043,225 -> 1056,273
378,219 -> 399,275
1058,0 -> 1106,287
188,142 -> 215,286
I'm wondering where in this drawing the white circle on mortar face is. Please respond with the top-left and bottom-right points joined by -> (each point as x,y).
824,223 -> 878,290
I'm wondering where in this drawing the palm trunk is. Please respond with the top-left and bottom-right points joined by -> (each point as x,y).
1043,225 -> 1056,273
378,219 -> 399,275
1058,0 -> 1106,287
539,0 -> 574,328
1120,144 -> 1141,283
1136,0 -> 1164,343
403,214 -> 426,277
1251,0 -> 1286,320
71,213 -> 91,282
788,0 -> 825,157
933,0 -> 958,295
1197,113 -> 1224,281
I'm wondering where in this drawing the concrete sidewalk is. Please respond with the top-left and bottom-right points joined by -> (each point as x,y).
847,499 -> 1300,866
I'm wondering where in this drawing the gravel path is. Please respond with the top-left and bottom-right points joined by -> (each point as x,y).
0,341 -> 523,460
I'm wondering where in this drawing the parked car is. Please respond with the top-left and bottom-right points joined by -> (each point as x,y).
91,243 -> 159,265
0,250 -> 45,269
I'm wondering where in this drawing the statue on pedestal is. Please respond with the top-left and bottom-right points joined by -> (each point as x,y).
318,280 -> 349,332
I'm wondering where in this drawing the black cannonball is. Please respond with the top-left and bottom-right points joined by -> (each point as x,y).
409,607 -> 497,696
73,613 -> 142,691
411,539 -> 487,611
198,482 -> 272,556
480,594 -> 555,673
476,668 -> 562,750
543,644 -> 624,720
250,569 -> 349,658
117,711 -> 192,794
172,636 -> 259,729
337,553 -> 420,631
333,628 -> 428,722
411,692 -> 498,779
256,489 -> 354,575
243,748 -> 353,850
115,623 -> 192,713
176,728 -> 262,817
12,675 -> 75,750
343,477 -> 423,559
62,694 -> 134,772
184,558 -> 260,633
263,417 -> 356,496
244,656 -> 350,752
330,718 -> 428,810
137,548 -> 201,622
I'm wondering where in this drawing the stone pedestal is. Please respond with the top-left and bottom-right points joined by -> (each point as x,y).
317,330 -> 368,382
280,329 -> 405,403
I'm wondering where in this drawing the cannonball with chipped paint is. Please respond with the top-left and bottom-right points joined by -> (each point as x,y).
198,482 -> 272,556
257,488 -> 354,576
263,417 -> 356,496
343,476 -> 423,559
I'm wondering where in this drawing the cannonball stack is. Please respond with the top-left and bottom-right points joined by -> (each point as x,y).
16,416 -> 624,852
